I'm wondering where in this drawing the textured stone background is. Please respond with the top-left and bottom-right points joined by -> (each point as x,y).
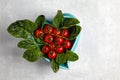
0,0 -> 120,80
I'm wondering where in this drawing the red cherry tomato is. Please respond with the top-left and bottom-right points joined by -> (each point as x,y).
55,37 -> 64,45
61,29 -> 69,37
52,28 -> 61,35
43,24 -> 53,33
56,45 -> 64,53
41,45 -> 50,54
48,50 -> 56,59
34,28 -> 44,38
44,34 -> 53,43
63,40 -> 71,49
49,43 -> 56,49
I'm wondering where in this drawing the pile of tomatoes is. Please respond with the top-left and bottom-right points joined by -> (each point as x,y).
34,24 -> 72,59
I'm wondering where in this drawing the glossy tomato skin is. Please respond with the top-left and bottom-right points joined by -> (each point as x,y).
62,29 -> 69,37
43,24 -> 53,33
41,45 -> 50,54
48,50 -> 56,59
52,28 -> 61,35
44,34 -> 53,43
55,37 -> 64,45
63,40 -> 71,49
56,45 -> 64,53
34,28 -> 44,38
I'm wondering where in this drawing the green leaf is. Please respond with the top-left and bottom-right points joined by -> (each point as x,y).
51,60 -> 59,73
7,20 -> 37,38
63,18 -> 80,27
68,25 -> 82,40
23,47 -> 41,62
53,10 -> 64,28
34,37 -> 45,44
66,50 -> 79,61
18,39 -> 36,49
55,53 -> 67,64
35,15 -> 46,29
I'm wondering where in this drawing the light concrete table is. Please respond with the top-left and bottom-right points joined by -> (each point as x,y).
0,0 -> 120,80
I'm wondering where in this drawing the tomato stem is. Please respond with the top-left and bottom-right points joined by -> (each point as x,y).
49,33 -> 68,40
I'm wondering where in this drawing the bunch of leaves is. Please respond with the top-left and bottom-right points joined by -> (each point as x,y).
7,10 -> 81,73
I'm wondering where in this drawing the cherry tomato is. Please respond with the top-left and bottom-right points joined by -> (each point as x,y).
41,45 -> 50,54
43,24 -> 53,33
56,45 -> 64,53
61,29 -> 69,37
49,43 -> 56,49
52,28 -> 61,35
48,50 -> 56,59
44,34 -> 53,43
34,28 -> 44,38
55,37 -> 64,45
63,40 -> 71,49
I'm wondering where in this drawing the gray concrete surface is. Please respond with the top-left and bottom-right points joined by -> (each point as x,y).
0,0 -> 120,80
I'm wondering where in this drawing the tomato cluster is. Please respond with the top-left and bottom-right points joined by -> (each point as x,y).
34,24 -> 72,59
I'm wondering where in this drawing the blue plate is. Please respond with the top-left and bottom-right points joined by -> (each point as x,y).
44,13 -> 81,69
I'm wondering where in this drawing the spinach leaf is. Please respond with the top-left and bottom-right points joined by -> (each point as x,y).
55,53 -> 67,64
18,39 -> 36,49
35,15 -> 46,29
63,18 -> 80,27
51,60 -> 59,73
23,47 -> 41,62
7,20 -> 37,38
66,50 -> 79,61
53,10 -> 64,28
68,25 -> 82,40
